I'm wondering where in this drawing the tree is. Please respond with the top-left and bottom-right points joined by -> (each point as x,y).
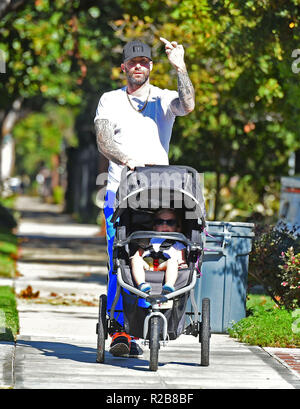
110,0 -> 300,218
0,0 -> 123,219
0,0 -> 120,169
3,0 -> 300,222
13,103 -> 77,176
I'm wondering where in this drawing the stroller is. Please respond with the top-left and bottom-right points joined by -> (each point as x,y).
96,165 -> 211,371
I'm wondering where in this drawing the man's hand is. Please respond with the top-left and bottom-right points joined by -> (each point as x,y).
160,37 -> 186,72
125,159 -> 145,170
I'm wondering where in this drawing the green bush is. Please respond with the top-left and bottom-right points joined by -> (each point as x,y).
279,247 -> 300,310
52,185 -> 64,205
0,197 -> 18,278
248,224 -> 300,310
0,255 -> 16,278
228,295 -> 300,347
0,230 -> 18,278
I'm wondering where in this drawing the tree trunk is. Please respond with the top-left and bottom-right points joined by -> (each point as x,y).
51,153 -> 60,191
0,98 -> 23,194
0,0 -> 26,19
213,170 -> 221,221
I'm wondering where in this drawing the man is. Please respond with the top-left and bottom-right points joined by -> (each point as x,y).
94,37 -> 195,358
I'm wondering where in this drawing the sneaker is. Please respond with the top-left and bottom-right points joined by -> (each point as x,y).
162,284 -> 175,295
109,332 -> 131,357
138,282 -> 152,293
129,340 -> 144,358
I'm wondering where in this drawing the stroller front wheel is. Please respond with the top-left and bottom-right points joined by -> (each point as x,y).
149,315 -> 160,371
96,294 -> 107,363
199,297 -> 210,366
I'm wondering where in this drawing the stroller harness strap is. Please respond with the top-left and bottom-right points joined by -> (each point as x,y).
153,258 -> 160,271
143,238 -> 184,257
142,238 -> 186,270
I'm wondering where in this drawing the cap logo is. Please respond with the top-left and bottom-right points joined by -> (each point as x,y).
133,45 -> 143,53
123,41 -> 151,62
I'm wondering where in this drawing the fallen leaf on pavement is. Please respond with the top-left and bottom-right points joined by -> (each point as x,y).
18,285 -> 40,299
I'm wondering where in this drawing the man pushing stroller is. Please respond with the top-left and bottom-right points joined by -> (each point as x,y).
94,37 -> 195,357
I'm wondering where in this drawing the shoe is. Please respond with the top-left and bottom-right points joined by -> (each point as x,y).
138,282 -> 152,293
109,332 -> 131,357
129,340 -> 144,358
162,284 -> 175,295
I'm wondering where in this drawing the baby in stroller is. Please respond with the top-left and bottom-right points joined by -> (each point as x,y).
96,165 -> 211,370
130,209 -> 187,294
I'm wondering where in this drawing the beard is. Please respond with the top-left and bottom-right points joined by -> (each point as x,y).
125,68 -> 149,87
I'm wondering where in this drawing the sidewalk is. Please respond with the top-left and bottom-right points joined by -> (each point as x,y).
1,196 -> 300,389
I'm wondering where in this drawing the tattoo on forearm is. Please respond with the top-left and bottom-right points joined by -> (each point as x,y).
95,118 -> 129,165
172,71 -> 195,114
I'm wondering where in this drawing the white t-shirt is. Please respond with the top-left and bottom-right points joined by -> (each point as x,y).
94,85 -> 186,192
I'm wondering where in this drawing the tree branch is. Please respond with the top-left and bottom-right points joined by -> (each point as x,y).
0,0 -> 26,19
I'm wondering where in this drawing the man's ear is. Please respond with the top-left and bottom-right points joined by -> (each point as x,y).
121,63 -> 125,73
149,61 -> 153,71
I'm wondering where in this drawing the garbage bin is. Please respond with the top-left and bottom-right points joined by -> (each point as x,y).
278,176 -> 300,235
186,221 -> 254,333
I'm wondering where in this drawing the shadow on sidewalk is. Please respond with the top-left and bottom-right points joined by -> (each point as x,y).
16,339 -> 156,370
19,258 -> 107,267
17,339 -> 97,364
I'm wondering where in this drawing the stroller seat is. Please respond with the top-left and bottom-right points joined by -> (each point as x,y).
121,262 -> 192,295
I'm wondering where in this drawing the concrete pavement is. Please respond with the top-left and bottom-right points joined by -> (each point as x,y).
1,196 -> 300,390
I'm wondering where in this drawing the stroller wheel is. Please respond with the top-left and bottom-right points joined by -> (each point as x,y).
199,298 -> 210,366
149,316 -> 160,372
96,294 -> 107,363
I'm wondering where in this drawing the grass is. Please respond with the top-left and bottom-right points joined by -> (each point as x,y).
0,197 -> 19,341
0,229 -> 19,279
228,294 -> 300,347
0,286 -> 19,341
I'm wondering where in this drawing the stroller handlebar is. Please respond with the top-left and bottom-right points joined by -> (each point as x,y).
115,230 -> 198,247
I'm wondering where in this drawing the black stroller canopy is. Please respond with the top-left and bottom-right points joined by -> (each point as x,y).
112,165 -> 206,224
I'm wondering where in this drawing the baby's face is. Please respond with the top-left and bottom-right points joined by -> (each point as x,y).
153,210 -> 178,232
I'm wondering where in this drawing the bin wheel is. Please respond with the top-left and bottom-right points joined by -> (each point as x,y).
200,297 -> 210,366
149,316 -> 160,372
96,294 -> 107,363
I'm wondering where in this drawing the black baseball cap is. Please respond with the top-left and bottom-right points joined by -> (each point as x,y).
122,40 -> 152,63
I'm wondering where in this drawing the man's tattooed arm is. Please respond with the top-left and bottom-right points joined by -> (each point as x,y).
171,70 -> 195,116
95,118 -> 129,166
159,38 -> 195,115
95,119 -> 143,170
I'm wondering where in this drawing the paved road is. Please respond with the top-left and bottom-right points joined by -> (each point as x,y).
1,196 -> 300,391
